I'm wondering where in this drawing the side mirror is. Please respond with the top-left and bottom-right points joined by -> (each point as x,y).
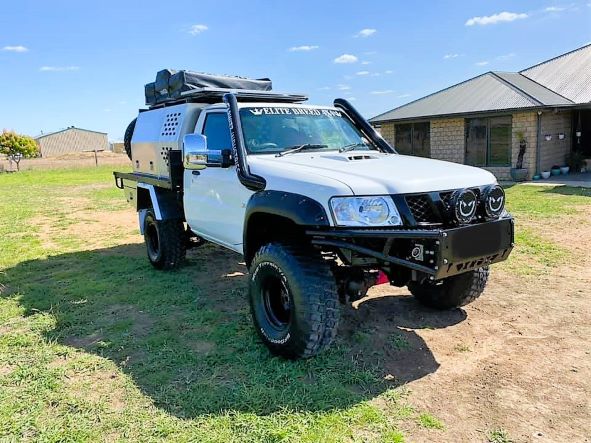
183,134 -> 233,169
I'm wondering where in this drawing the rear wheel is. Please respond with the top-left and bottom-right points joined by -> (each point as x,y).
249,243 -> 339,359
408,267 -> 489,310
144,210 -> 186,270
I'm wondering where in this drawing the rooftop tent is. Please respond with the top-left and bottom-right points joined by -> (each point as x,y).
145,69 -> 273,105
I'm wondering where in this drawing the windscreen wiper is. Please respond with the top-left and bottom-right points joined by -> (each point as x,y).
276,144 -> 328,157
338,142 -> 371,153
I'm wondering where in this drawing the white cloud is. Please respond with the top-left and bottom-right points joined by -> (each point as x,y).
289,45 -> 319,52
475,61 -> 490,66
544,6 -> 565,12
398,94 -> 411,98
334,54 -> 358,64
384,70 -> 393,74
465,11 -> 528,26
346,97 -> 357,101
189,24 -> 208,35
2,45 -> 28,52
443,53 -> 460,59
370,72 -> 381,77
370,90 -> 394,95
361,61 -> 371,65
40,66 -> 80,72
356,70 -> 370,76
337,84 -> 351,90
355,28 -> 377,38
317,86 -> 331,91
496,52 -> 516,60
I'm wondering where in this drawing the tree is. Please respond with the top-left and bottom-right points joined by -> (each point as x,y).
0,130 -> 39,171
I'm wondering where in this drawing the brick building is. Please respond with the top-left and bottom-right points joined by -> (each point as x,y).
370,44 -> 591,180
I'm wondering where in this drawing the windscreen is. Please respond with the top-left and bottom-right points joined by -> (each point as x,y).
239,107 -> 375,154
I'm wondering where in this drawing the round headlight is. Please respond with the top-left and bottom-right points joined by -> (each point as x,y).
452,189 -> 477,224
482,185 -> 505,219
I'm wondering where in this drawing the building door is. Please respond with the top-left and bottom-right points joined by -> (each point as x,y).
573,110 -> 591,157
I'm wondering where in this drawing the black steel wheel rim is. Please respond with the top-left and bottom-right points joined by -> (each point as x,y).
146,221 -> 160,259
261,274 -> 292,331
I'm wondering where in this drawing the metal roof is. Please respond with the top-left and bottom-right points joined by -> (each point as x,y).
34,126 -> 108,140
492,72 -> 572,106
520,44 -> 591,104
370,44 -> 590,123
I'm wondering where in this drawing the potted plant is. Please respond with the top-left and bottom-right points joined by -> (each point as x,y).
550,165 -> 561,176
560,165 -> 569,174
566,151 -> 586,173
510,131 -> 528,182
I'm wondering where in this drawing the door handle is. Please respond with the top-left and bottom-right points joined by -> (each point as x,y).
192,170 -> 200,176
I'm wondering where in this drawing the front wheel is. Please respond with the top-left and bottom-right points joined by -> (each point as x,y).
143,210 -> 186,270
248,243 -> 339,359
408,267 -> 489,310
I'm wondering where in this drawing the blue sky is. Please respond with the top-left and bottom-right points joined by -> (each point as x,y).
1,1 -> 590,140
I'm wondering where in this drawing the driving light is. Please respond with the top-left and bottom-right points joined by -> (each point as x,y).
482,185 -> 505,219
451,189 -> 477,224
330,196 -> 402,227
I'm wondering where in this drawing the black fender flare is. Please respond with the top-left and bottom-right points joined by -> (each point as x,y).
243,190 -> 330,262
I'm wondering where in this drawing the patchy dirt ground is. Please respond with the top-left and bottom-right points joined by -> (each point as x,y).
2,174 -> 590,442
63,187 -> 589,442
361,208 -> 591,442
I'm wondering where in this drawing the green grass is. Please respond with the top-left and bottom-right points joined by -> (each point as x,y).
501,184 -> 590,275
453,343 -> 471,353
505,184 -> 591,219
1,169 -> 588,442
0,166 -> 417,442
389,333 -> 411,351
416,412 -> 445,430
486,428 -> 513,443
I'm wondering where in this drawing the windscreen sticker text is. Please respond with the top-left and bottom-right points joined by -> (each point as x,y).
248,107 -> 341,117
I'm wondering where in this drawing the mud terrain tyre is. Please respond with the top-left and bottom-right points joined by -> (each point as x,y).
249,243 -> 339,359
408,267 -> 489,310
124,118 -> 137,160
144,210 -> 186,270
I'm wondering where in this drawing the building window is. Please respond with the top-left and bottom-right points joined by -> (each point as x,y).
465,116 -> 511,166
395,122 -> 430,157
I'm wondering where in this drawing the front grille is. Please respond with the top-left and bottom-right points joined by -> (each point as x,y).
405,187 -> 484,226
405,195 -> 436,223
439,191 -> 453,210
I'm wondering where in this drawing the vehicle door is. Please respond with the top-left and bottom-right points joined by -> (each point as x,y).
183,110 -> 253,252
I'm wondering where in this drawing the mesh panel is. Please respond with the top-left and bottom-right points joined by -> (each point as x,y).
439,192 -> 453,210
405,195 -> 436,223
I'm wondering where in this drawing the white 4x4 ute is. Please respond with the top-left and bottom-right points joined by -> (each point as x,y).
114,70 -> 514,359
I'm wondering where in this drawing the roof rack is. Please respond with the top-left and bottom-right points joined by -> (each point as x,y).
148,88 -> 308,109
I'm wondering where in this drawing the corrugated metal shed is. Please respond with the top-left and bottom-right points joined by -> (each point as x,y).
370,44 -> 590,123
35,127 -> 109,157
520,44 -> 591,104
